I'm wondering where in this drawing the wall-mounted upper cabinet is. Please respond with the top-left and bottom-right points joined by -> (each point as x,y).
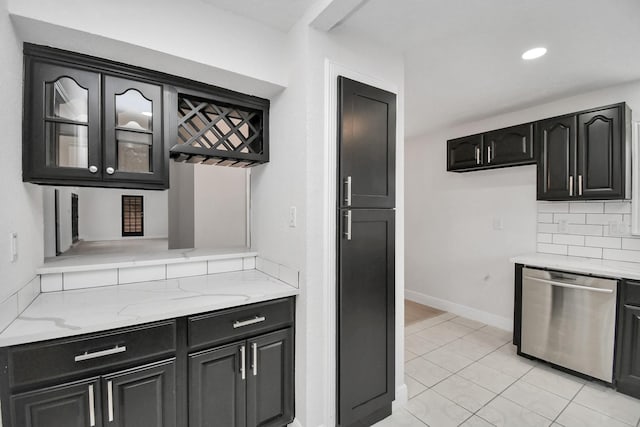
537,103 -> 630,201
447,123 -> 534,172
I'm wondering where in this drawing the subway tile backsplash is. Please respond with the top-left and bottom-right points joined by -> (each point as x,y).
537,201 -> 640,262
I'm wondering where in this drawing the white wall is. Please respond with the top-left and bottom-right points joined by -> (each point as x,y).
0,0 -> 43,303
56,187 -> 76,253
77,187 -> 168,241
194,165 -> 247,249
405,80 -> 640,330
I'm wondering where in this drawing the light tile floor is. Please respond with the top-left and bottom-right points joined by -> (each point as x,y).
376,309 -> 640,427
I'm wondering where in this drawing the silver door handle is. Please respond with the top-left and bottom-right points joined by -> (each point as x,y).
240,345 -> 246,380
487,146 -> 492,164
569,175 -> 574,197
89,165 -> 98,173
578,174 -> 583,196
475,146 -> 480,165
106,167 -> 115,175
75,345 -> 127,362
344,176 -> 352,206
107,380 -> 114,422
528,277 -> 614,293
252,343 -> 258,376
344,210 -> 352,240
233,316 -> 266,329
88,384 -> 96,427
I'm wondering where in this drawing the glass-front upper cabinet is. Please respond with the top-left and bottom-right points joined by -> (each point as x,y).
103,76 -> 164,185
24,62 -> 102,182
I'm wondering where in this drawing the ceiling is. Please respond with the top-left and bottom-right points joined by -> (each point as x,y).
199,0 -> 316,32
337,0 -> 640,137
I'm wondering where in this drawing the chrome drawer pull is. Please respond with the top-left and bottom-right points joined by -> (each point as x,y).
528,277 -> 614,293
233,316 -> 266,329
74,345 -> 127,362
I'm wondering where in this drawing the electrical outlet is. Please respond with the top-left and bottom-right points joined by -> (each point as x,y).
288,206 -> 297,228
9,232 -> 17,263
609,220 -> 624,236
492,217 -> 503,230
558,219 -> 568,233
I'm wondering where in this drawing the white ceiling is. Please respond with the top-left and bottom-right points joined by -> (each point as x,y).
336,0 -> 640,137
199,0 -> 316,31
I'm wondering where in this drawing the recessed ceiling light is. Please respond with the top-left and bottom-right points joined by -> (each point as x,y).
522,47 -> 547,60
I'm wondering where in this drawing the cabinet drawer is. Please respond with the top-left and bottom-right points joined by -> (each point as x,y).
8,320 -> 176,389
624,280 -> 640,306
188,298 -> 294,350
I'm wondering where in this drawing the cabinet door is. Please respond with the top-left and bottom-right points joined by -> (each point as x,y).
485,123 -> 534,166
189,342 -> 246,427
338,77 -> 396,209
246,329 -> 294,427
102,359 -> 176,427
25,60 -> 102,183
616,304 -> 640,398
577,106 -> 624,199
536,116 -> 577,200
338,209 -> 395,426
447,135 -> 483,171
11,378 -> 102,427
103,75 -> 165,186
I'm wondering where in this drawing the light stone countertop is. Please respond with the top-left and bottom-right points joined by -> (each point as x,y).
511,253 -> 640,280
0,270 -> 298,347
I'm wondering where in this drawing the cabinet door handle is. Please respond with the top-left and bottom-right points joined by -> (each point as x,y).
475,146 -> 480,165
107,380 -> 114,422
88,165 -> 98,174
233,316 -> 266,329
106,167 -> 115,175
569,175 -> 574,197
240,345 -> 246,380
252,343 -> 258,376
344,176 -> 352,206
578,174 -> 583,196
344,210 -> 352,241
88,384 -> 96,427
487,146 -> 492,164
75,345 -> 127,362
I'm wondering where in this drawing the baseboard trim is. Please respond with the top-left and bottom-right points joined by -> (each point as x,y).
405,289 -> 513,331
287,418 -> 304,427
393,384 -> 408,408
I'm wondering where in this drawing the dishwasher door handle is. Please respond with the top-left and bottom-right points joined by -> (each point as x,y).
527,277 -> 614,294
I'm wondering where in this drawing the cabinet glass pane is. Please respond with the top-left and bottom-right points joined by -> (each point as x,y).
45,77 -> 89,122
46,122 -> 88,168
117,130 -> 152,173
116,89 -> 153,131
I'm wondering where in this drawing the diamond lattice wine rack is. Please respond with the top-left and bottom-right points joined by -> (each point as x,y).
171,92 -> 269,167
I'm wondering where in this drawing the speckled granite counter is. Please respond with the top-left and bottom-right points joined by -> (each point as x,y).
0,269 -> 298,347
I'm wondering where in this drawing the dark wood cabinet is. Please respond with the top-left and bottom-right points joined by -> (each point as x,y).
616,281 -> 640,399
103,359 -> 176,427
12,378 -> 102,427
338,77 -> 396,209
447,124 -> 534,172
537,103 -> 630,200
338,209 -> 395,427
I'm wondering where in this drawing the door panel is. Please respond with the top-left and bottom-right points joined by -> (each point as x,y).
447,135 -> 483,171
616,304 -> 640,398
102,359 -> 176,427
536,116 -> 576,200
485,123 -> 534,165
12,378 -> 102,427
338,77 -> 396,208
103,76 -> 164,186
338,209 -> 395,426
578,106 -> 624,199
246,329 -> 294,427
189,342 -> 246,427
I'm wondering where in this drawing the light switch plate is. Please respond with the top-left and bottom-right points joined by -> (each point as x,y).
289,206 -> 297,228
558,219 -> 569,233
9,232 -> 17,263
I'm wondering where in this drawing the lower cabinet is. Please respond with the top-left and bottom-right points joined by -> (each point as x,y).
616,281 -> 640,398
11,359 -> 175,427
189,328 -> 294,427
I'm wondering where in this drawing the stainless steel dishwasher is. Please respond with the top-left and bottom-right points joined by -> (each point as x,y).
521,267 -> 618,382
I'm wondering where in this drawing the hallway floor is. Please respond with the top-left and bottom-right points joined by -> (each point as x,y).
375,301 -> 640,427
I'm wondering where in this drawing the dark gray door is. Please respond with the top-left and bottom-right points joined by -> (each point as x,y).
338,77 -> 396,209
578,106 -> 624,199
246,329 -> 294,427
536,116 -> 577,200
616,302 -> 640,398
102,359 -> 176,427
11,378 -> 102,427
447,135 -> 483,170
189,342 -> 246,427
485,123 -> 534,166
338,209 -> 395,426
